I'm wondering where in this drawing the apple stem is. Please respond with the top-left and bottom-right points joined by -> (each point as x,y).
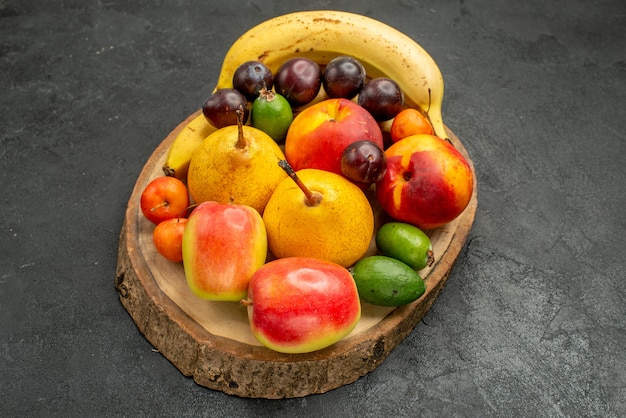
278,160 -> 322,207
235,106 -> 247,149
151,201 -> 169,212
240,298 -> 253,306
178,203 -> 197,218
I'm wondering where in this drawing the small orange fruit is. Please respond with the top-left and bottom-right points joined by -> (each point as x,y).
153,217 -> 188,262
390,108 -> 434,142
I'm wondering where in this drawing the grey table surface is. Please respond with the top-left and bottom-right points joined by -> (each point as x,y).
2,0 -> 625,416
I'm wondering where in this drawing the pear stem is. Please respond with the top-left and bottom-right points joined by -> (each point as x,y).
278,160 -> 322,207
235,106 -> 247,149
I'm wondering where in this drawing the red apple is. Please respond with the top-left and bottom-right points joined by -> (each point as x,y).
284,98 -> 383,177
140,176 -> 190,224
244,257 -> 361,354
153,217 -> 188,262
376,134 -> 474,230
182,201 -> 267,301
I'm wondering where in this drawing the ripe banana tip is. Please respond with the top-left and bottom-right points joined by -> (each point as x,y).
163,165 -> 175,177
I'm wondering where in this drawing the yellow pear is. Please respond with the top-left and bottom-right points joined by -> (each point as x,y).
187,112 -> 287,214
263,162 -> 375,268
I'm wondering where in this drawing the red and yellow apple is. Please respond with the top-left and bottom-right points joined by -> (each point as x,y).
376,134 -> 474,230
182,201 -> 267,301
284,98 -> 383,176
243,257 -> 361,354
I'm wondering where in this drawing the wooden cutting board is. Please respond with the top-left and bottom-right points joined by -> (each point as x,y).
115,111 -> 477,399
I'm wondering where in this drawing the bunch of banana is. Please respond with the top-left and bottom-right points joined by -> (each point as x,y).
163,10 -> 446,180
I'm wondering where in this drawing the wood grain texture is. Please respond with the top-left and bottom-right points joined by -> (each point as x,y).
115,111 -> 477,398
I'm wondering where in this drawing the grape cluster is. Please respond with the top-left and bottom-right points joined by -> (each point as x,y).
201,55 -> 411,183
203,55 -> 406,125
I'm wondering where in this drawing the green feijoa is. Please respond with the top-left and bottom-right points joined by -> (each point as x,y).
375,222 -> 434,271
251,89 -> 293,143
350,255 -> 426,307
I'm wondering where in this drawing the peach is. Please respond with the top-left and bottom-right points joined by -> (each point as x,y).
284,98 -> 383,177
376,134 -> 474,230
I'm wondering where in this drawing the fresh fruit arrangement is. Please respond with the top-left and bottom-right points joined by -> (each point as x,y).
136,10 -> 474,357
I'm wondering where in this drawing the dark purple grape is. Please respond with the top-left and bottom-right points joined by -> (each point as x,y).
232,61 -> 274,101
340,140 -> 387,184
322,56 -> 366,99
274,57 -> 322,107
358,77 -> 404,121
202,88 -> 248,128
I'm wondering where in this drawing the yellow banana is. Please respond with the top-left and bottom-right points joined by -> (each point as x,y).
164,10 -> 447,181
215,10 -> 447,138
162,112 -> 217,180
